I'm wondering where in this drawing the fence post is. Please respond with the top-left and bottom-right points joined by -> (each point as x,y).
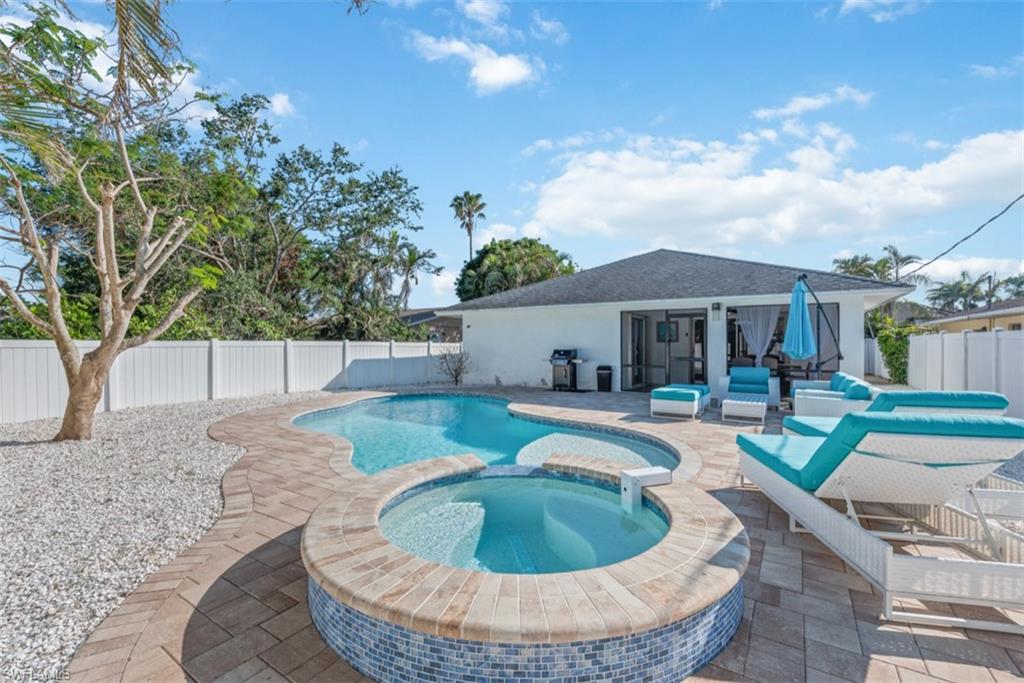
283,339 -> 294,394
962,330 -> 970,391
389,340 -> 395,386
209,339 -> 220,400
103,352 -> 116,413
342,340 -> 349,389
937,331 -> 945,391
426,340 -> 433,384
992,329 -> 1001,394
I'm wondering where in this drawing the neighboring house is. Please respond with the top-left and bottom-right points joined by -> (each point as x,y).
399,308 -> 463,342
446,249 -> 910,394
927,298 -> 1024,333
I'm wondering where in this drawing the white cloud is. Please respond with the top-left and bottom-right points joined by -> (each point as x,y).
918,256 -> 1023,282
923,139 -> 947,151
839,0 -> 927,23
530,10 -> 569,45
269,92 -> 297,117
707,0 -> 724,10
477,222 -> 518,244
520,129 -> 623,156
430,271 -> 457,300
408,30 -> 541,94
518,129 -> 1024,252
456,0 -> 520,40
967,54 -> 1024,80
754,85 -> 873,120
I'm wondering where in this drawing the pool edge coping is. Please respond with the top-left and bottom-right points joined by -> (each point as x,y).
301,452 -> 749,645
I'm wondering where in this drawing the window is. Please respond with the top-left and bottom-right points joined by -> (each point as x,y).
1010,323 -> 1022,331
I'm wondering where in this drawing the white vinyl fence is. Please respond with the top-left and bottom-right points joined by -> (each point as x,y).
907,330 -> 1024,418
0,339 -> 461,424
863,338 -> 890,380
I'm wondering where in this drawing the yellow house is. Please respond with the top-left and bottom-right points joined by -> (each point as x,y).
928,297 -> 1024,332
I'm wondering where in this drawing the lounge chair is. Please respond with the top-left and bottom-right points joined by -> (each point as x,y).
793,374 -> 881,417
784,391 -> 1010,437
737,412 -> 1024,634
650,383 -> 711,419
718,367 -> 780,423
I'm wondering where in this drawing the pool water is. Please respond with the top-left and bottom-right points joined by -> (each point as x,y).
379,474 -> 669,573
293,395 -> 677,474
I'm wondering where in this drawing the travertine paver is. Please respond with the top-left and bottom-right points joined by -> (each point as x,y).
66,387 -> 1024,682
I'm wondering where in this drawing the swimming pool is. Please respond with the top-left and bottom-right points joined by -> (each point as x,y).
293,394 -> 677,474
379,471 -> 669,573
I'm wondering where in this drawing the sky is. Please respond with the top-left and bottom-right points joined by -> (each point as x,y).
68,0 -> 1024,308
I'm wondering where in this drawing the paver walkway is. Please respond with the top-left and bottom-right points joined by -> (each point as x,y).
66,388 -> 1024,682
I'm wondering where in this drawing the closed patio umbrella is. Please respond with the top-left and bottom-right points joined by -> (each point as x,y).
782,280 -> 817,360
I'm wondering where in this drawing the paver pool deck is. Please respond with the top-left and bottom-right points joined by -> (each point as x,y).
67,387 -> 1024,682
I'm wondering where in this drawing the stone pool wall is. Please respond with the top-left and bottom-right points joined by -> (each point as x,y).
308,577 -> 744,683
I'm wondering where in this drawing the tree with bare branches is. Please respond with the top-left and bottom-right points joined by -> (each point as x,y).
0,4 -> 212,439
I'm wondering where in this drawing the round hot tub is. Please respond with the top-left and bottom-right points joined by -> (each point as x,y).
379,472 -> 668,574
302,456 -> 748,683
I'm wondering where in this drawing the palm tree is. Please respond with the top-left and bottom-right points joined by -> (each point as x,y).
1000,274 -> 1024,299
927,271 -> 990,312
397,243 -> 440,309
881,244 -> 929,286
832,254 -> 877,278
450,191 -> 487,260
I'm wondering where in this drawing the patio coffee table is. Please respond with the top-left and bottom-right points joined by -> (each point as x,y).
721,394 -> 768,424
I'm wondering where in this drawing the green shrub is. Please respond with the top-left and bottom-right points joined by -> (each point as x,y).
875,317 -> 930,384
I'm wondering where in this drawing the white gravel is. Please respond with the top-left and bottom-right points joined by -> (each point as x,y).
0,392 -> 328,679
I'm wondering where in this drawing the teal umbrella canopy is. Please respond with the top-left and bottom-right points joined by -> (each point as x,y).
782,280 -> 817,360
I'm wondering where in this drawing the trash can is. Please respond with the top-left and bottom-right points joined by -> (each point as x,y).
596,365 -> 612,392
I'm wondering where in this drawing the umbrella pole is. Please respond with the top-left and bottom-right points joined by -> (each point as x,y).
798,274 -> 844,378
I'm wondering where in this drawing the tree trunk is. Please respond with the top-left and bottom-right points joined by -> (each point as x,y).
54,357 -> 111,441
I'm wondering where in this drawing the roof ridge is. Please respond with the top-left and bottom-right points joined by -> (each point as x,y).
653,248 -> 896,287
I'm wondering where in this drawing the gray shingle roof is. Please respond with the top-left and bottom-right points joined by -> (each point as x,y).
448,249 -> 906,311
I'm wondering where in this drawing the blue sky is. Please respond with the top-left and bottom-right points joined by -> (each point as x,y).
73,0 -> 1022,308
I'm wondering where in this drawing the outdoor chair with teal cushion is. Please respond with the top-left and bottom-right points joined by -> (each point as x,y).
784,391 -> 1011,437
717,366 -> 781,408
738,411 -> 1024,635
789,371 -> 850,398
793,375 -> 880,417
650,383 -> 711,419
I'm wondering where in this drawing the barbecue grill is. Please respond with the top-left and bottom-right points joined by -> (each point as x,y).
549,349 -> 579,391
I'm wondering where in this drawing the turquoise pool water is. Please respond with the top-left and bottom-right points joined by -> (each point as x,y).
293,394 -> 677,474
379,474 -> 669,573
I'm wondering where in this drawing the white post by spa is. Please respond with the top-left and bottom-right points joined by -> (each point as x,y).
621,466 -> 672,512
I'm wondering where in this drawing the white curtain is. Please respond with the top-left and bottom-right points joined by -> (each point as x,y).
736,305 -> 781,367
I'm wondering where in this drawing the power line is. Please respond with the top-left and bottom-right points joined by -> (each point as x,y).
902,193 -> 1024,279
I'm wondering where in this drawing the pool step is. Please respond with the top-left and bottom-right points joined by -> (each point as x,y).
507,535 -> 537,573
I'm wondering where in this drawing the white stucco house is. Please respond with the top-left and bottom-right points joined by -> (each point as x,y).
447,249 -> 911,395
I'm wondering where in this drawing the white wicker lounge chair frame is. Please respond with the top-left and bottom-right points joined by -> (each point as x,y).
717,376 -> 781,407
739,447 -> 1024,635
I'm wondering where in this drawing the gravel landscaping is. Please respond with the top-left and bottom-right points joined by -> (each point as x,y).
0,392 -> 328,679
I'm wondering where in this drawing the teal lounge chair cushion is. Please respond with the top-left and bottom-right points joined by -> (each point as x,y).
652,387 -> 700,402
843,380 -> 872,401
739,412 -> 1024,491
829,372 -> 849,391
866,391 -> 1009,413
729,367 -> 770,395
837,377 -> 855,393
735,434 -> 827,488
783,415 -> 841,438
666,383 -> 710,397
